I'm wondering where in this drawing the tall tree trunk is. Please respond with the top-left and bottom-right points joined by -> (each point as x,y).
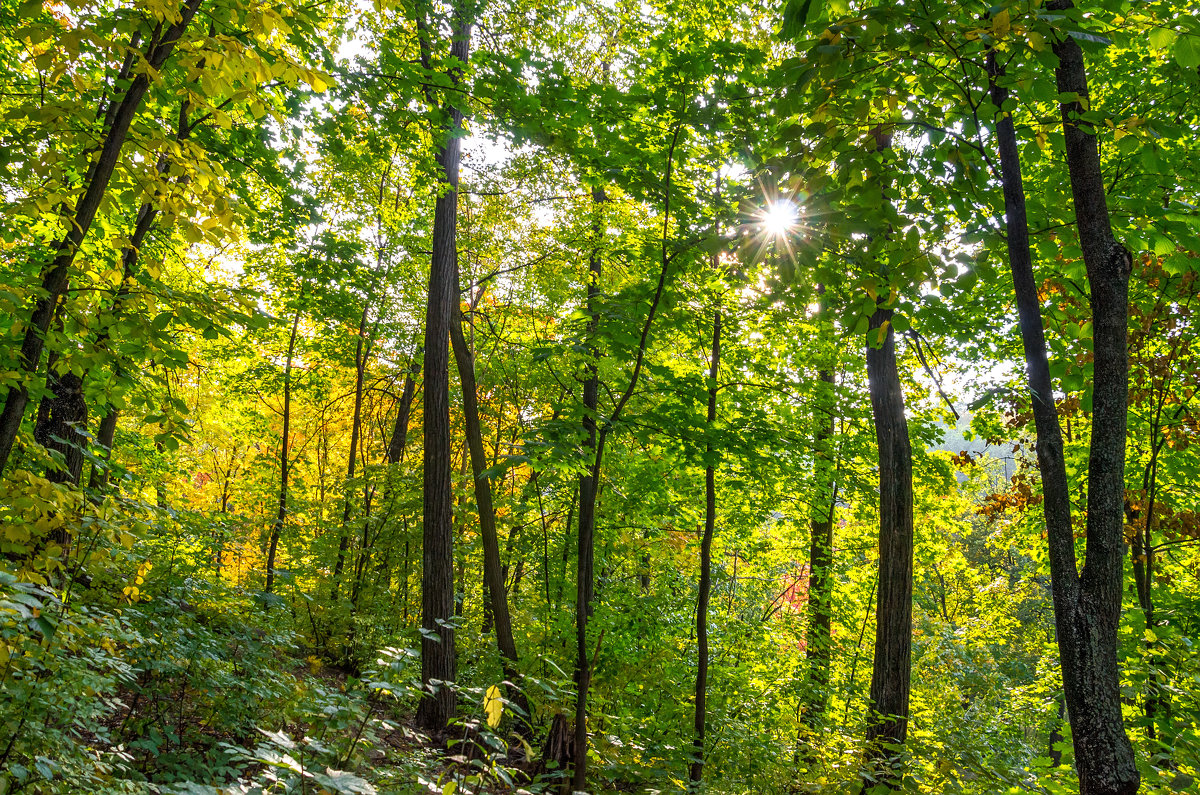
414,0 -> 471,734
573,187 -> 606,791
988,29 -> 1138,792
265,293 -> 304,593
862,132 -> 914,781
0,0 -> 204,475
450,296 -> 530,726
804,344 -> 837,730
574,126 -> 680,791
333,301 -> 373,601
689,307 -> 720,787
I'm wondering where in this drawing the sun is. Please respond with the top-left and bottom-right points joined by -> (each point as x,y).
761,199 -> 799,237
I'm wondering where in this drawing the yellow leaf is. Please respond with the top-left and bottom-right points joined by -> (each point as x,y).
483,684 -> 504,729
1027,31 -> 1045,51
992,9 -> 1011,38
442,782 -> 457,795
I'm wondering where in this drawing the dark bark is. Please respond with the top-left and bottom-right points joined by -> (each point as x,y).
0,0 -> 204,475
88,96 -> 195,489
33,371 -> 87,486
804,354 -> 837,728
449,300 -> 530,727
860,131 -> 915,785
863,303 -> 914,760
988,30 -> 1138,793
387,361 -> 420,464
414,0 -> 471,734
573,187 -> 605,791
689,308 -> 720,787
265,293 -> 304,593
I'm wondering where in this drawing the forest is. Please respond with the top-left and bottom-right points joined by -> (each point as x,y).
0,0 -> 1198,792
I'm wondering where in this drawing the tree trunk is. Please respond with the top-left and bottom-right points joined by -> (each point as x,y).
689,308 -> 720,787
861,131 -> 915,783
0,0 -> 204,476
415,0 -> 471,734
333,301 -> 373,601
265,292 -> 304,593
88,95 -> 196,489
573,187 -> 606,791
804,349 -> 837,730
449,298 -> 530,726
33,371 -> 87,486
863,302 -> 914,761
988,28 -> 1138,792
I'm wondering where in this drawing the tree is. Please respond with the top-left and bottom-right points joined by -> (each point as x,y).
414,0 -> 473,734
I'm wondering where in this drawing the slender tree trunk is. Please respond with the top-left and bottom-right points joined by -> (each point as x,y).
265,293 -> 304,593
449,300 -> 530,726
689,307 -> 720,787
573,187 -> 606,791
573,126 -> 680,792
862,131 -> 914,782
988,30 -> 1138,792
0,0 -> 204,475
333,302 -> 373,601
415,0 -> 471,734
804,348 -> 837,729
351,358 -> 420,609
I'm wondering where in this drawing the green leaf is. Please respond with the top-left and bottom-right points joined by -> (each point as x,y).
1174,34 -> 1200,69
779,0 -> 814,40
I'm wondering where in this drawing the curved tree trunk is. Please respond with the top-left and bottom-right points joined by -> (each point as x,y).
449,297 -> 530,729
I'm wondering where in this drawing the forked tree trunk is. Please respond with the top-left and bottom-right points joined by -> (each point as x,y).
987,19 -> 1138,790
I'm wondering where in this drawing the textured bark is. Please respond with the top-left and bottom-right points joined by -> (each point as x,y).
0,0 -> 204,475
265,295 -> 303,593
415,1 -> 471,734
689,308 -> 720,787
805,357 -> 837,727
860,131 -> 914,783
33,371 -> 87,486
988,29 -> 1138,792
863,304 -> 914,758
387,362 -> 420,465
